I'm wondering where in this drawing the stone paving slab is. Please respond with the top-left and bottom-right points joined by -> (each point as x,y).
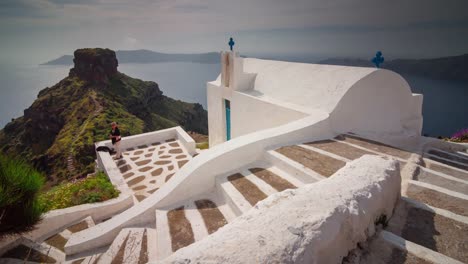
227,173 -> 268,206
386,199 -> 468,263
275,145 -> 346,177
305,139 -> 374,160
249,168 -> 296,192
406,184 -> 468,217
168,206 -> 195,252
335,134 -> 412,159
195,200 -> 228,235
426,161 -> 468,181
428,149 -> 468,165
113,139 -> 192,202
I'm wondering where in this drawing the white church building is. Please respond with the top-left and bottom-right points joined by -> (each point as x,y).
208,52 -> 423,146
1,51 -> 467,264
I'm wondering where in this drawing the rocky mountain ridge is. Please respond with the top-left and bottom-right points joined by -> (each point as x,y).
0,48 -> 208,185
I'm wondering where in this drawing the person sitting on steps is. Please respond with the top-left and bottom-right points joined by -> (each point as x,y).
110,121 -> 122,159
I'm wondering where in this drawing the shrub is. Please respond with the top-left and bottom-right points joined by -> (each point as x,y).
196,142 -> 209,150
0,154 -> 46,238
450,128 -> 468,142
39,171 -> 119,211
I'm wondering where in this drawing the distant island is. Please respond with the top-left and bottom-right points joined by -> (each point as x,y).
42,49 -> 220,65
318,54 -> 468,82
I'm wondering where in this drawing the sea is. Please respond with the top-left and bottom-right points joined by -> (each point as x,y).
0,60 -> 466,137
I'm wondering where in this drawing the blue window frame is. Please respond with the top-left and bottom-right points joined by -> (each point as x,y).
225,99 -> 231,141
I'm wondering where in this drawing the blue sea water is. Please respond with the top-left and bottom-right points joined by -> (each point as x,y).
0,62 -> 466,137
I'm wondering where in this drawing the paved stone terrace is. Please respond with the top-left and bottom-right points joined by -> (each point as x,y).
113,139 -> 193,202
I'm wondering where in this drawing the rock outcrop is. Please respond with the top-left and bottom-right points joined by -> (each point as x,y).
69,48 -> 118,84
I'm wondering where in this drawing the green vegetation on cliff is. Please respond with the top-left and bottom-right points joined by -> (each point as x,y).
0,48 -> 208,185
39,172 -> 119,211
0,154 -> 46,237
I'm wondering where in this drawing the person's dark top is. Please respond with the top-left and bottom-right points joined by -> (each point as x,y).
111,127 -> 121,145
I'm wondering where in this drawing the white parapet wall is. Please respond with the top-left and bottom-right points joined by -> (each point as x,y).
161,155 -> 401,264
0,194 -> 134,256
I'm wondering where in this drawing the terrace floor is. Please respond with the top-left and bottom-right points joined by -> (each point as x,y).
112,138 -> 194,202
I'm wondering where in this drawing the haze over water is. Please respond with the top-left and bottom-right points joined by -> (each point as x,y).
0,59 -> 466,137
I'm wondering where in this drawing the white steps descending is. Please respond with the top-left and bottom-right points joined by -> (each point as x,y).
155,197 -> 234,261
155,209 -> 172,261
146,228 -> 158,263
216,174 -> 252,215
154,163 -> 307,261
97,228 -> 148,264
264,150 -> 324,183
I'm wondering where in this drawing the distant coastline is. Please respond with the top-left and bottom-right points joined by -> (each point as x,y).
318,54 -> 468,82
42,49 -> 220,65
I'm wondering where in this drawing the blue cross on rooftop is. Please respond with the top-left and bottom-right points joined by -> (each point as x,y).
228,37 -> 235,51
372,51 -> 384,68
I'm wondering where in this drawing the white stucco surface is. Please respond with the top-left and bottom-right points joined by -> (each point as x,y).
162,155 -> 401,264
208,54 -> 422,146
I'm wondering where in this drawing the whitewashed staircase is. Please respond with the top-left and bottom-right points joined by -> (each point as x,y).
2,134 -> 467,263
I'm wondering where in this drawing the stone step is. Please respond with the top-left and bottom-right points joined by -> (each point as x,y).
247,167 -> 297,192
415,167 -> 468,195
426,154 -> 468,171
275,145 -> 346,177
146,228 -> 157,262
194,200 -> 229,235
424,160 -> 468,181
155,199 -> 230,261
377,231 -> 462,264
406,180 -> 468,217
334,134 -> 412,160
265,166 -> 305,188
354,231 -> 438,264
155,209 -> 172,261
216,174 -> 252,216
427,148 -> 468,165
304,138 -> 374,161
226,173 -> 268,206
97,228 -> 146,264
73,253 -> 101,264
264,150 -> 323,183
42,216 -> 95,255
385,198 -> 468,263
0,243 -> 58,263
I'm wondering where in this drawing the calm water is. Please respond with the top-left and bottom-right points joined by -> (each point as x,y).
0,63 -> 466,137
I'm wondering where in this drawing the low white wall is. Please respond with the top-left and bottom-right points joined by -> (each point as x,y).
65,113 -> 332,255
95,126 -> 195,154
207,81 -> 309,147
28,195 -> 134,242
162,155 -> 401,263
0,194 -> 134,256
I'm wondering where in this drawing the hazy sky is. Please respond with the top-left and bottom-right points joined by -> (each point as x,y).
1,0 -> 467,64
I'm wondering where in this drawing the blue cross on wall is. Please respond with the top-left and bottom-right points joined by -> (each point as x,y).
372,51 -> 385,68
228,37 -> 235,51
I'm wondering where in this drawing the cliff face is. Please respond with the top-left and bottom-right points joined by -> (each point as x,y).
0,48 -> 207,185
70,48 -> 118,84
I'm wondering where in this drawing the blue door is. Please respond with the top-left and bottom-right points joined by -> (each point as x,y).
225,99 -> 231,141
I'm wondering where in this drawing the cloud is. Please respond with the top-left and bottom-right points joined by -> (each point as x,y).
1,0 -> 467,61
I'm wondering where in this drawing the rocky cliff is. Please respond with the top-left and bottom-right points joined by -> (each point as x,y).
0,48 -> 208,185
